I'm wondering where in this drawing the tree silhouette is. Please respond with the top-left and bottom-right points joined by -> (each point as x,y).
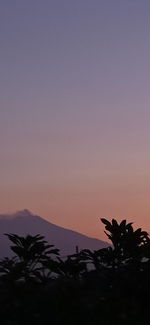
101,218 -> 150,268
55,254 -> 87,279
4,233 -> 59,282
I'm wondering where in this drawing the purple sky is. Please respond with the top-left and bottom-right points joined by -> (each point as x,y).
1,1 -> 150,239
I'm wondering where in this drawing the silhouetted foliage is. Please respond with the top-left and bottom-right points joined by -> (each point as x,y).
0,218 -> 150,324
101,218 -> 150,268
2,234 -> 59,282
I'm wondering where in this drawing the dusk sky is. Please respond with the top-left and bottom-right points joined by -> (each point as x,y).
1,0 -> 150,239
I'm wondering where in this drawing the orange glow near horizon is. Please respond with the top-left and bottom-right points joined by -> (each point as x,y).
0,180 -> 150,241
1,2 -> 150,240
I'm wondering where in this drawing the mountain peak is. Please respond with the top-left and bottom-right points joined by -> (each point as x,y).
14,209 -> 33,218
0,210 -> 109,257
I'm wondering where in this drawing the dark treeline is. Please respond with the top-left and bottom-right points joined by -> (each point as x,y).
0,218 -> 150,324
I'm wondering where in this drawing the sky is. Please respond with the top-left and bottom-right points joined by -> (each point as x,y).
1,0 -> 150,240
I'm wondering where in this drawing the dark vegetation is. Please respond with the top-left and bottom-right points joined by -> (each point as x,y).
0,218 -> 150,324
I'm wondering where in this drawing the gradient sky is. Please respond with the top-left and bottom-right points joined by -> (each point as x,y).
1,0 -> 150,240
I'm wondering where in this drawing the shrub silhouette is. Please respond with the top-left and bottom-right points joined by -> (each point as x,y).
3,234 -> 59,282
101,218 -> 150,268
55,255 -> 87,279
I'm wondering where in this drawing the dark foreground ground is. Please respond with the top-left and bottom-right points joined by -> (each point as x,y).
0,268 -> 150,325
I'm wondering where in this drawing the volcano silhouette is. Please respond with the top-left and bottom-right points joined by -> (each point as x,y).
0,210 -> 108,257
